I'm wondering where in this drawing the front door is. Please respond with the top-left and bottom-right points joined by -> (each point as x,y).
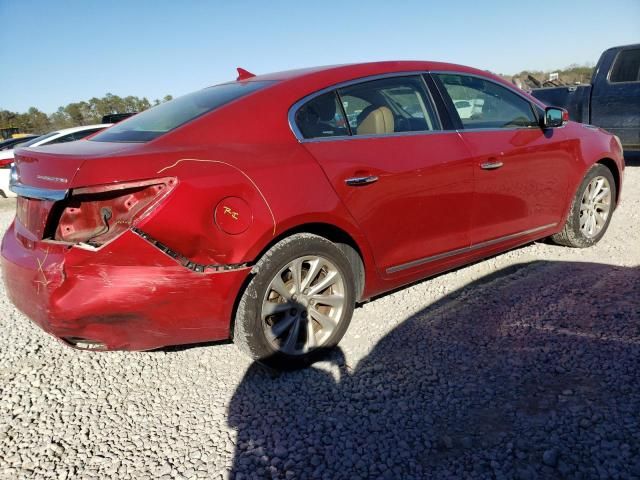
434,73 -> 573,244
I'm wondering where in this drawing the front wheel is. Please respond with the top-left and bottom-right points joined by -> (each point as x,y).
551,164 -> 616,248
233,233 -> 356,368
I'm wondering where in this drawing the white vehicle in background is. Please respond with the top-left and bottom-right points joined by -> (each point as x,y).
470,98 -> 485,117
453,100 -> 473,119
0,124 -> 112,197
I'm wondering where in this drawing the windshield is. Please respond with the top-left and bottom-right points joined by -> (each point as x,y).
19,132 -> 60,148
91,81 -> 273,143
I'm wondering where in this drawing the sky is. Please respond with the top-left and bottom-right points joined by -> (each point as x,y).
1,0 -> 639,113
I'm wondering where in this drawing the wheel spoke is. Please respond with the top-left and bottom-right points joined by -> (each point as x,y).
270,276 -> 292,301
300,258 -> 322,292
309,307 -> 337,331
580,213 -> 587,228
593,187 -> 609,203
311,293 -> 344,307
304,318 -> 316,352
595,210 -> 607,227
289,258 -> 303,294
308,270 -> 338,296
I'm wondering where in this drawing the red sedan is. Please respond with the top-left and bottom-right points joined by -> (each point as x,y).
2,61 -> 624,367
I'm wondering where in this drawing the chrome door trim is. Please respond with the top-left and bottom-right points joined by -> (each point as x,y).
10,182 -> 68,201
386,222 -> 558,274
345,175 -> 378,186
480,161 -> 504,170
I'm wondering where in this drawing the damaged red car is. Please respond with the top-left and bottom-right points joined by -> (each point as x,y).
2,61 -> 624,366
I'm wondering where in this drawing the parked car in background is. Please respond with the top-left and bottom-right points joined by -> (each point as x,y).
532,44 -> 640,152
452,100 -> 472,118
2,62 -> 624,368
0,135 -> 38,152
0,124 -> 111,197
102,113 -> 137,124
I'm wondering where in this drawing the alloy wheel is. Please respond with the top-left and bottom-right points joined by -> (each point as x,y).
261,255 -> 346,355
579,175 -> 611,238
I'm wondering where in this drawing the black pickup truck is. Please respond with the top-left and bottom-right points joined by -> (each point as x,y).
532,44 -> 640,152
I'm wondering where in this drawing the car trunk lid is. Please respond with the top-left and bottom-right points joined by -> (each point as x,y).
11,140 -> 145,240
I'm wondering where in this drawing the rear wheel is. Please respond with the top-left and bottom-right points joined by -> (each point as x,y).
233,233 -> 356,368
551,164 -> 616,248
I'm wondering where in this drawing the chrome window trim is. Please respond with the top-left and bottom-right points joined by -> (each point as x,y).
288,71 -> 444,143
10,182 -> 68,201
386,222 -> 558,274
288,70 -> 545,143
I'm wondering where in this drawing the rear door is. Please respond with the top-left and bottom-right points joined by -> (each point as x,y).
591,47 -> 640,150
293,75 -> 474,276
433,73 -> 573,244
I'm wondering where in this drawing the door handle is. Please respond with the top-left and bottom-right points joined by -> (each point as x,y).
345,175 -> 379,186
480,161 -> 504,170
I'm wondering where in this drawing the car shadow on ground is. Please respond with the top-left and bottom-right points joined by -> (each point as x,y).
226,261 -> 639,479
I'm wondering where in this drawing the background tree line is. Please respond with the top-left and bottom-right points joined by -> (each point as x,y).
0,93 -> 173,135
502,63 -> 595,89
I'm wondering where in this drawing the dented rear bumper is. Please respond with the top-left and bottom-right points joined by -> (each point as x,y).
1,220 -> 251,350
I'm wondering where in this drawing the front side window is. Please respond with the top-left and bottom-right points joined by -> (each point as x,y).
294,92 -> 348,139
610,48 -> 640,83
92,80 -> 273,143
339,76 -> 439,135
437,74 -> 538,129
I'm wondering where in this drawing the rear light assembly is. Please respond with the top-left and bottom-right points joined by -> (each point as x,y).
0,158 -> 13,169
51,177 -> 177,246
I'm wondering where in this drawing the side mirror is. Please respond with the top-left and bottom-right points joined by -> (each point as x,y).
544,107 -> 569,128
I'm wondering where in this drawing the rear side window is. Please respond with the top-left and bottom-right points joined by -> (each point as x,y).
437,74 -> 538,129
92,81 -> 273,143
610,48 -> 640,83
45,133 -> 77,145
295,92 -> 349,139
20,132 -> 59,147
44,128 -> 103,145
339,76 -> 439,135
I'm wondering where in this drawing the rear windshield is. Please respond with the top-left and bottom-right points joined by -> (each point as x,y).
91,81 -> 273,143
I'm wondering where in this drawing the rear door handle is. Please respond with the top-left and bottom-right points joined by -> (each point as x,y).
345,175 -> 379,186
480,161 -> 504,170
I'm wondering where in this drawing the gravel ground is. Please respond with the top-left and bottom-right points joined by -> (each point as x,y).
1,160 -> 639,480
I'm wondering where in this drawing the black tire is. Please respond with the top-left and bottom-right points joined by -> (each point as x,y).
551,164 -> 616,248
233,233 -> 356,369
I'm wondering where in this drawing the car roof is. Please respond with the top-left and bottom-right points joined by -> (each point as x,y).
239,60 -> 543,110
244,60 -> 490,83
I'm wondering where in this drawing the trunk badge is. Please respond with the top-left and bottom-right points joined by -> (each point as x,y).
36,175 -> 68,184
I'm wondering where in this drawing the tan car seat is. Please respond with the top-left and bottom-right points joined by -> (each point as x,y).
357,106 -> 394,135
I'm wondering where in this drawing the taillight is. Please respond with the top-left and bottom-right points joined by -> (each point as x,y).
0,158 -> 13,168
53,177 -> 176,245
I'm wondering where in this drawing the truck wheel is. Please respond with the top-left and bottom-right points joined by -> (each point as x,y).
233,233 -> 355,369
551,164 -> 616,248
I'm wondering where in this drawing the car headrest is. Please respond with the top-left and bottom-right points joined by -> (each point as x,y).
357,106 -> 394,135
